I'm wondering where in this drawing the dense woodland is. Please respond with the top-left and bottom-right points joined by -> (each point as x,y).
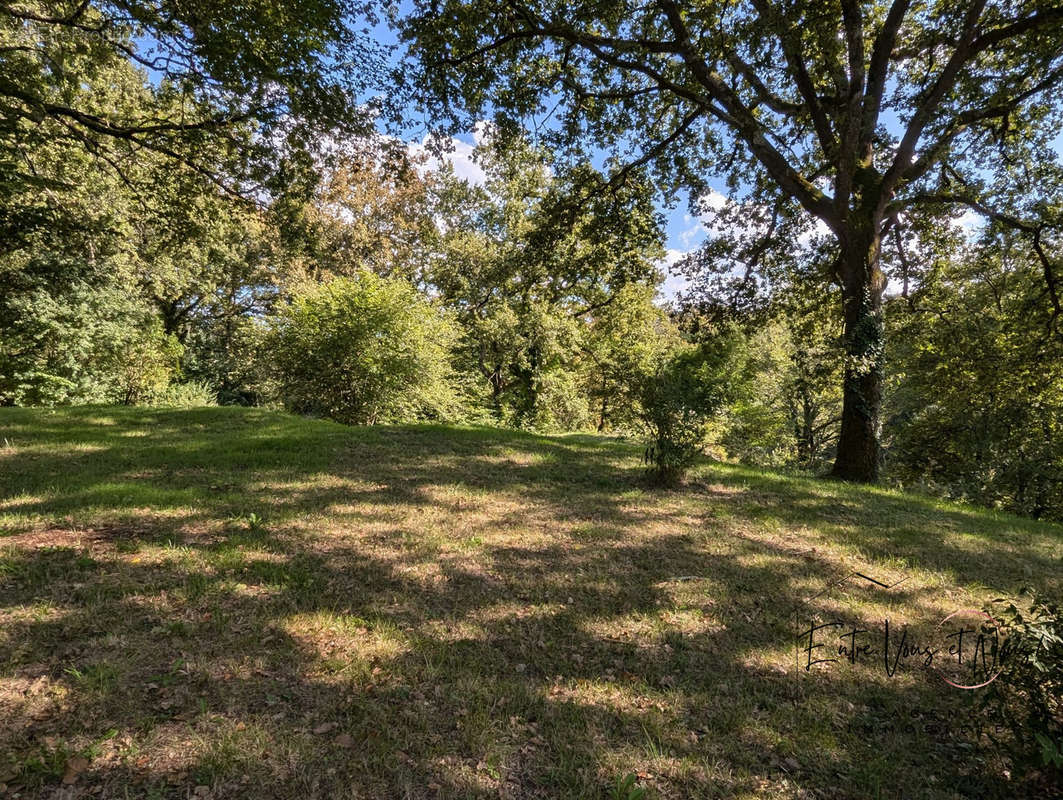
2,0 -> 1062,518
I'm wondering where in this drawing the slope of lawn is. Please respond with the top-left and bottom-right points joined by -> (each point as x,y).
1,406 -> 1060,799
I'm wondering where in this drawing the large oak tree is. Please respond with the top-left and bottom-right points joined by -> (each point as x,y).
399,0 -> 1063,481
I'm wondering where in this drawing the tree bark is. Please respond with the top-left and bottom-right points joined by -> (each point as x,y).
831,220 -> 885,482
798,389 -> 815,469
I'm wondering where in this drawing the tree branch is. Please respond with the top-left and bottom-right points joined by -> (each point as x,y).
656,0 -> 836,223
748,0 -> 838,159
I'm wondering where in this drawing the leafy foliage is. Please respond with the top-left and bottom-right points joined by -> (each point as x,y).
266,274 -> 458,425
980,591 -> 1063,780
151,379 -> 219,409
400,0 -> 1063,481
427,133 -> 665,428
712,289 -> 843,471
1,0 -> 385,198
582,283 -> 681,432
639,333 -> 745,485
886,228 -> 1063,519
98,319 -> 183,406
0,15 -> 289,408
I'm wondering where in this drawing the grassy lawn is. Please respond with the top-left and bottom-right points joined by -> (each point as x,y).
1,406 -> 1060,799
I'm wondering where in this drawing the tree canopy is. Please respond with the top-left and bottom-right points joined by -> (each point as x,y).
400,0 -> 1063,480
1,0 -> 388,197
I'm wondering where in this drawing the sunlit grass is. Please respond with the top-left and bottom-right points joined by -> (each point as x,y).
0,406 -> 1060,798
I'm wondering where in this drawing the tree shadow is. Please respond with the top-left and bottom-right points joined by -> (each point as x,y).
1,406 -> 1059,798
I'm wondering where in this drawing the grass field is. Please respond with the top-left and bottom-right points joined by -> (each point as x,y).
1,406 -> 1061,799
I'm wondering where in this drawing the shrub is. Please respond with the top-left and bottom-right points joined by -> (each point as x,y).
638,333 -> 744,485
99,318 -> 183,406
0,284 -> 179,407
151,379 -> 218,408
979,590 -> 1063,780
266,274 -> 458,425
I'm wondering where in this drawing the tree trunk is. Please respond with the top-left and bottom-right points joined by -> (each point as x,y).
490,365 -> 504,419
798,389 -> 815,469
831,222 -> 885,483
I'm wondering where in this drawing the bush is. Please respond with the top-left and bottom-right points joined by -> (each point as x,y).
638,334 -> 744,485
101,320 -> 183,406
151,379 -> 218,408
0,284 -> 180,407
979,591 -> 1063,781
266,274 -> 458,425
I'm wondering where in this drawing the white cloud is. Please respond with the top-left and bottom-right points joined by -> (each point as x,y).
655,248 -> 690,304
471,120 -> 495,146
407,132 -> 488,186
699,188 -> 728,214
695,188 -> 730,238
696,187 -> 831,247
670,188 -> 731,250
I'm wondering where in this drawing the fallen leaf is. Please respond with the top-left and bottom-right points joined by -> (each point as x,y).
313,722 -> 336,735
62,756 -> 89,784
335,733 -> 354,747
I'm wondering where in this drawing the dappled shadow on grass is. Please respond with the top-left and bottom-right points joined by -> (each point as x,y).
1,407 -> 1060,798
1,409 -> 651,535
691,466 -> 1063,597
0,533 -> 1014,799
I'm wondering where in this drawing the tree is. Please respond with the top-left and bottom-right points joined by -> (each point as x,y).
428,134 -> 665,426
0,69 -> 148,405
715,301 -> 842,470
1,0 -> 384,196
400,0 -> 1063,481
0,39 -> 292,406
303,151 -> 440,283
675,222 -> 845,469
886,226 -> 1063,519
582,282 -> 681,431
779,295 -> 843,470
265,273 -> 459,426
